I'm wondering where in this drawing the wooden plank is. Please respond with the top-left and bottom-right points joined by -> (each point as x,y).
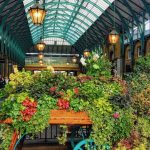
49,110 -> 92,125
0,110 -> 92,125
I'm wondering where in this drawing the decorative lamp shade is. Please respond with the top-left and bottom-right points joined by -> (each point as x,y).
38,53 -> 44,59
39,60 -> 43,64
29,3 -> 46,25
36,41 -> 46,51
72,56 -> 77,63
83,49 -> 90,58
109,29 -> 119,44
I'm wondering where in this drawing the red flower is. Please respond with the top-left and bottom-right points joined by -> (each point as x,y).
50,87 -> 56,92
57,98 -> 70,109
21,97 -> 37,121
113,112 -> 120,119
74,88 -> 79,95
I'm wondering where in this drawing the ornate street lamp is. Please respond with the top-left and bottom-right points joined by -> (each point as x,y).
38,53 -> 44,59
108,29 -> 119,44
29,1 -> 46,25
108,1 -> 119,44
36,40 -> 46,51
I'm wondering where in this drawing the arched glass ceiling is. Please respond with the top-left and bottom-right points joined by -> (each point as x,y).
23,0 -> 114,45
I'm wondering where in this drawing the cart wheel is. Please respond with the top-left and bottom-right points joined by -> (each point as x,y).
73,139 -> 111,150
70,126 -> 91,149
14,134 -> 26,150
73,139 -> 96,150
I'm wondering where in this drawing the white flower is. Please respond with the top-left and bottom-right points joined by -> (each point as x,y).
80,57 -> 87,66
93,54 -> 99,61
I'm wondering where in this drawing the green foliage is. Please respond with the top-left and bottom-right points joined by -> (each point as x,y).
87,99 -> 133,149
81,53 -> 112,78
0,56 -> 132,149
124,55 -> 150,149
111,108 -> 134,143
1,93 -> 57,135
88,99 -> 114,149
30,71 -> 78,99
7,71 -> 33,93
134,54 -> 150,73
57,125 -> 68,145
22,95 -> 57,134
0,124 -> 14,150
136,116 -> 150,139
109,94 -> 131,109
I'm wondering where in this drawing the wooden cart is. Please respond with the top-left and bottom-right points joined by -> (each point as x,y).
0,110 -> 92,150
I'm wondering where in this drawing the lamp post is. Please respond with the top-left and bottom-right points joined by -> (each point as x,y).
29,1 -> 46,25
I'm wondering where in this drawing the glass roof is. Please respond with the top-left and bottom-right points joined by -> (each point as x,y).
44,37 -> 70,45
23,0 -> 114,45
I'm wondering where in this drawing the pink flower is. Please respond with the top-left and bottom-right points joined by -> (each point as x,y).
113,112 -> 120,119
50,87 -> 56,92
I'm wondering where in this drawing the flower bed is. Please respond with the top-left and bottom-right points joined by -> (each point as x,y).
0,53 -> 149,150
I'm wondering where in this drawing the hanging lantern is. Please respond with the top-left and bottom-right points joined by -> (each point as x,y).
83,49 -> 90,58
36,40 -> 46,51
108,29 -> 119,44
72,56 -> 77,63
39,60 -> 43,64
29,3 -> 46,25
38,53 -> 44,59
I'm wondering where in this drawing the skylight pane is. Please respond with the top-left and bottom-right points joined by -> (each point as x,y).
43,38 -> 71,45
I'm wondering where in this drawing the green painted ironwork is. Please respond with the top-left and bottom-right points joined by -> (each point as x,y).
23,0 -> 115,44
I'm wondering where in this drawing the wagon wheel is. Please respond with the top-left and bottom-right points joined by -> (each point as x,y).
73,139 -> 96,150
73,139 -> 111,150
14,133 -> 26,150
70,126 -> 92,149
